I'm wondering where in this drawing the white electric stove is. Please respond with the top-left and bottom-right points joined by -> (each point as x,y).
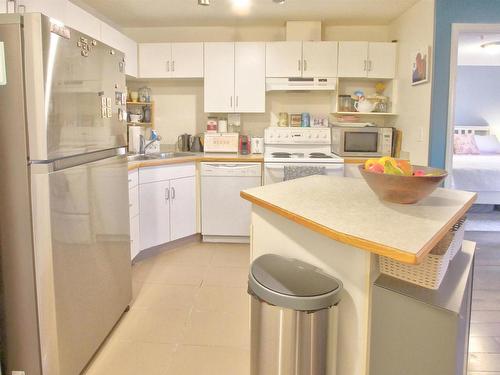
264,127 -> 344,185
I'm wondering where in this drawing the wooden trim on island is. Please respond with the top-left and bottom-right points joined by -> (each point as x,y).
240,190 -> 477,265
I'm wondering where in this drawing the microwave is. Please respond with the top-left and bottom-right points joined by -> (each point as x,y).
331,126 -> 393,157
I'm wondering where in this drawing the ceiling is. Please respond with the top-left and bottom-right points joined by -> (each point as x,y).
74,0 -> 421,28
458,32 -> 500,66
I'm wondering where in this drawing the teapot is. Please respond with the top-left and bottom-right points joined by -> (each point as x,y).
354,99 -> 376,113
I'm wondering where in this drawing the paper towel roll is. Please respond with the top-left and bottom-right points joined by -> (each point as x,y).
128,126 -> 142,153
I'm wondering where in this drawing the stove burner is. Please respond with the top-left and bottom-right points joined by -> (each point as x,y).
291,153 -> 305,158
272,152 -> 291,157
308,152 -> 333,159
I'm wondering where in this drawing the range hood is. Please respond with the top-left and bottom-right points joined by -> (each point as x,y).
266,77 -> 337,92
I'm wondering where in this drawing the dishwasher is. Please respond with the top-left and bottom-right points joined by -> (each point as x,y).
201,162 -> 262,243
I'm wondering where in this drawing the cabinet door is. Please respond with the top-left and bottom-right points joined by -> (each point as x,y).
204,42 -> 235,113
338,41 -> 369,78
266,41 -> 303,78
171,42 -> 204,78
139,43 -> 172,78
130,215 -> 140,260
139,180 -> 171,250
170,176 -> 196,241
302,41 -> 338,77
234,42 -> 265,113
65,2 -> 101,40
368,42 -> 397,79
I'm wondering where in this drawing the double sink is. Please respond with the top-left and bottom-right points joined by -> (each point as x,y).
128,152 -> 197,162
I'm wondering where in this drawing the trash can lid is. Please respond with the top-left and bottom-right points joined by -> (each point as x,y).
248,254 -> 343,311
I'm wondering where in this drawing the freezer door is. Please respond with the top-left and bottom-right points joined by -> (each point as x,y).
30,154 -> 132,375
23,13 -> 127,161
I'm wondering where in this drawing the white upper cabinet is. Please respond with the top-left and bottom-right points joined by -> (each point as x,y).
338,41 -> 369,78
266,41 -> 338,78
139,43 -> 172,78
170,43 -> 204,78
139,42 -> 204,79
204,42 -> 265,113
302,41 -> 338,77
266,41 -> 303,78
65,2 -> 100,41
367,42 -> 397,79
204,42 -> 235,113
234,42 -> 266,113
338,41 -> 396,79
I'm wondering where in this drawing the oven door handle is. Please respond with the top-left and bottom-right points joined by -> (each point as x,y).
265,164 -> 344,170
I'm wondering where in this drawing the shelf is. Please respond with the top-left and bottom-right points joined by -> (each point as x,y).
334,112 -> 398,116
126,101 -> 153,105
127,122 -> 153,126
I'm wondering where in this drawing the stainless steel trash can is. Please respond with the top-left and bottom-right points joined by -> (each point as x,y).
248,254 -> 343,375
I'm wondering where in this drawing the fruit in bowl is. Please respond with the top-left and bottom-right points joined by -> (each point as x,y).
359,157 -> 448,204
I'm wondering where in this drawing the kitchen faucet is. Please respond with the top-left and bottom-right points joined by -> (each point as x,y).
139,134 -> 161,154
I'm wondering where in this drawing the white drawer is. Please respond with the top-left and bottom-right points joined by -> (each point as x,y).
129,185 -> 139,218
128,170 -> 139,189
139,163 -> 196,184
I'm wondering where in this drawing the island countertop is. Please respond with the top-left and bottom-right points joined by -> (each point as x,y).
241,175 -> 476,264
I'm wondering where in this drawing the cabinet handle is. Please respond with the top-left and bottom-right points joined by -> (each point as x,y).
129,203 -> 133,207
230,96 -> 233,108
165,187 -> 170,202
303,60 -> 307,71
128,178 -> 132,183
368,60 -> 372,71
236,96 -> 239,108
363,60 -> 367,71
172,60 -> 175,72
171,187 -> 176,200
298,59 -> 301,72
166,61 -> 170,72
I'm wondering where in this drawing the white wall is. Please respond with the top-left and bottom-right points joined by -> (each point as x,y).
126,24 -> 391,145
389,0 -> 435,165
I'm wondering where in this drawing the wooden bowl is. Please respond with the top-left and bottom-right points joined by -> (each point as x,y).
358,165 -> 448,204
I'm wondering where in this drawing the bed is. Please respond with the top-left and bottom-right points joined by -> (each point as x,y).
452,126 -> 500,204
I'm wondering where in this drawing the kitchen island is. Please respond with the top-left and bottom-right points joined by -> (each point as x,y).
241,175 -> 476,375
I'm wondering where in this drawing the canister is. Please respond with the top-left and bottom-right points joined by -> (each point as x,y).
301,112 -> 310,127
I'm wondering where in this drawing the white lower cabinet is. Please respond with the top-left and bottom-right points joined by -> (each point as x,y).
170,176 -> 196,241
139,179 -> 171,250
138,163 -> 196,251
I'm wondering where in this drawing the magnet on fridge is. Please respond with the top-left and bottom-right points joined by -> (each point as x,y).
101,97 -> 106,106
106,97 -> 112,107
107,108 -> 112,118
101,107 -> 107,118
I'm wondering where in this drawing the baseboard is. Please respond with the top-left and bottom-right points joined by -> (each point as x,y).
132,233 -> 201,263
202,235 -> 250,244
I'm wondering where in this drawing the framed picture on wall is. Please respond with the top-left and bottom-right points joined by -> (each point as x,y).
412,46 -> 430,85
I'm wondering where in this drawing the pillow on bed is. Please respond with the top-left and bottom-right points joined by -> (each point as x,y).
474,135 -> 500,154
454,134 -> 480,154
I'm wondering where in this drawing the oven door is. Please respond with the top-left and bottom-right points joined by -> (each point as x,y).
264,162 -> 345,185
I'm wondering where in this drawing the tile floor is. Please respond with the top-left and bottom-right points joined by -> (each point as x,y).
467,231 -> 500,375
84,242 -> 251,375
84,232 -> 500,374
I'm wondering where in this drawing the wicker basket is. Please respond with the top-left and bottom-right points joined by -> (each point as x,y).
379,216 -> 467,290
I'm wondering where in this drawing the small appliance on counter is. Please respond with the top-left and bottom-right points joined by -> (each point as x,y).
177,133 -> 192,152
206,117 -> 218,132
190,135 -> 204,152
128,126 -> 144,153
251,137 -> 264,154
218,118 -> 228,133
239,135 -> 251,155
204,132 -> 239,153
331,125 -> 393,157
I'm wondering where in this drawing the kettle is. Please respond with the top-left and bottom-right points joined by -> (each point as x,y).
190,135 -> 203,153
177,134 -> 192,152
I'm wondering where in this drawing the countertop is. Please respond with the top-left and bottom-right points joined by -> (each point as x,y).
240,175 -> 476,264
128,153 -> 264,171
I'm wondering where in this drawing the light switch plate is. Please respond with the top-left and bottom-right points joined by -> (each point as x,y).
0,42 -> 7,86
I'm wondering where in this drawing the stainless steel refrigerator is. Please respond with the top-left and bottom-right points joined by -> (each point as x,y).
0,13 -> 132,375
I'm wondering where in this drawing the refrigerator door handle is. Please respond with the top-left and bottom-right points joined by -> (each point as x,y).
31,147 -> 127,172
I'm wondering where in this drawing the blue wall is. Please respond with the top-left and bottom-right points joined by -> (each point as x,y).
429,0 -> 500,167
455,65 -> 500,127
